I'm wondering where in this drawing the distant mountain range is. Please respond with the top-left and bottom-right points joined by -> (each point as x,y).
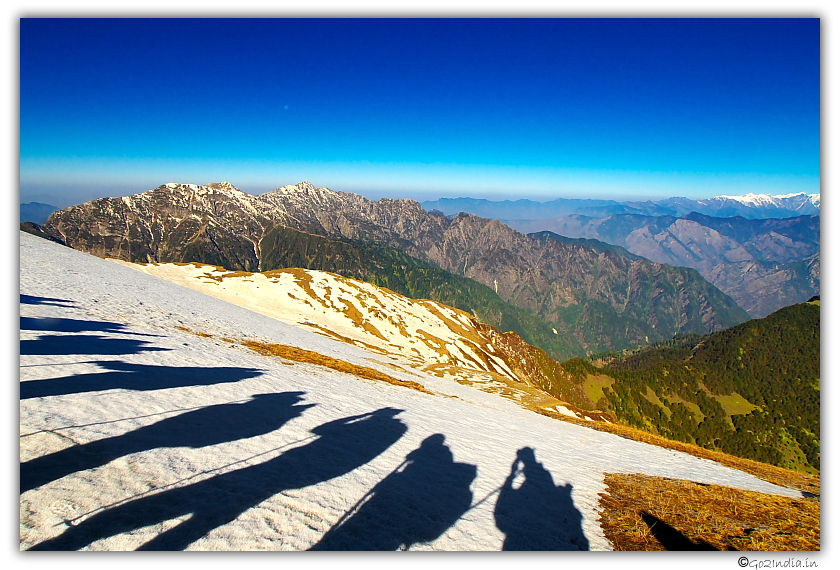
514,212 -> 819,318
38,181 -> 750,359
20,202 -> 59,225
422,192 -> 820,221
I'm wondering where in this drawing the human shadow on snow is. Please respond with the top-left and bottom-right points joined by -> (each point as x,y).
20,312 -> 168,357
20,391 -> 313,493
29,407 -> 407,551
310,433 -> 476,551
21,316 -> 158,336
20,294 -> 75,307
20,360 -> 264,400
20,334 -> 169,356
493,447 -> 590,550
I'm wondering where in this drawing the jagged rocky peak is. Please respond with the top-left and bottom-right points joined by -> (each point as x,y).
156,182 -> 245,196
272,180 -> 334,196
206,181 -> 242,193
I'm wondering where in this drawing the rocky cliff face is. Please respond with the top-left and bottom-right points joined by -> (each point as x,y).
43,181 -> 750,353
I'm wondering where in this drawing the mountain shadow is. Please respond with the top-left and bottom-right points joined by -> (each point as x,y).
493,447 -> 589,550
20,294 -> 75,307
640,511 -> 719,551
29,408 -> 407,551
20,360 -> 264,400
310,433 -> 476,550
20,392 -> 313,493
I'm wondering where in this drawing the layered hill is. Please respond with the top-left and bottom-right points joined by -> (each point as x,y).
20,202 -> 59,225
513,213 -> 820,318
42,181 -> 749,357
572,301 -> 820,473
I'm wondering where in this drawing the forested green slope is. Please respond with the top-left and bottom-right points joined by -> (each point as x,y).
563,301 -> 820,473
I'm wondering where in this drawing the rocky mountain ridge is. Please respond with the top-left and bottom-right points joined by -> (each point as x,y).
512,212 -> 820,318
42,181 -> 750,355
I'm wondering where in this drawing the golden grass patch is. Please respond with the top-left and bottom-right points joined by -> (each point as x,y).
582,373 -> 615,407
714,392 -> 759,416
241,340 -> 433,395
173,325 -> 211,338
298,322 -> 389,355
598,473 -> 819,551
364,358 -> 423,377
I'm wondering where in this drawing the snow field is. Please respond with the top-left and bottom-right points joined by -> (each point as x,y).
19,231 -> 802,551
112,260 -> 520,381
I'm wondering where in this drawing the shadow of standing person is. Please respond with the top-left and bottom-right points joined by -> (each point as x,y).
29,407 -> 407,551
494,447 -> 589,550
310,433 -> 476,550
20,360 -> 264,400
21,392 -> 313,493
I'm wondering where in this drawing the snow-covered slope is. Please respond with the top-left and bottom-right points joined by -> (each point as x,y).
106,260 -> 611,423
19,231 -> 801,551
108,261 -> 521,382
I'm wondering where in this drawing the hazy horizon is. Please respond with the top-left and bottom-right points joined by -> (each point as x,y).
20,176 -> 822,211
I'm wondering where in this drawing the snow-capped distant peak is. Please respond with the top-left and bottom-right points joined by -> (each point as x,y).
712,192 -> 820,210
715,192 -> 778,206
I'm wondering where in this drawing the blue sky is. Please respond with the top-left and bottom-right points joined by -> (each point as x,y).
20,18 -> 820,207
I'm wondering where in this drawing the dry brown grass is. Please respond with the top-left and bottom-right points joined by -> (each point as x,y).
172,323 -> 433,395
173,326 -> 212,339
598,473 -> 819,551
533,408 -> 819,495
298,322 -> 389,356
241,340 -> 434,395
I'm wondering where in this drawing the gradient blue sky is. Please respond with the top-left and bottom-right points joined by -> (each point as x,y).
20,17 -> 820,207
